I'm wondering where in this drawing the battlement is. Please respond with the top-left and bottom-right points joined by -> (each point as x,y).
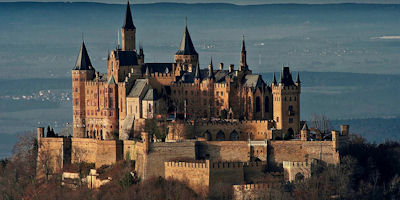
150,72 -> 174,78
283,161 -> 309,167
233,183 -> 278,190
272,85 -> 299,91
191,120 -> 272,127
214,83 -> 228,88
165,160 -> 209,168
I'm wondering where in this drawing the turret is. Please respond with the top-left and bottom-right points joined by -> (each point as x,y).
272,72 -> 277,86
208,57 -> 215,80
121,1 -> 136,51
300,123 -> 309,141
194,62 -> 201,83
72,41 -> 95,138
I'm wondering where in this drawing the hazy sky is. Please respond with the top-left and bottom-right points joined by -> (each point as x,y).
0,0 -> 400,4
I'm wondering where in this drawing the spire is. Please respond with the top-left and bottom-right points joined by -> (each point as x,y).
195,62 -> 201,79
73,41 -> 94,70
176,19 -> 198,55
273,72 -> 277,85
240,35 -> 247,70
123,1 -> 136,30
302,123 -> 309,131
208,57 -> 214,79
241,34 -> 246,52
108,75 -> 116,84
296,72 -> 301,84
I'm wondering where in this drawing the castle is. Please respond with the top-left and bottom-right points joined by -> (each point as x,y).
37,2 -> 349,197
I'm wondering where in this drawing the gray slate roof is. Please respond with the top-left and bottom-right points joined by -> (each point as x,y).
114,50 -> 138,66
243,74 -> 264,88
123,2 -> 136,30
142,63 -> 174,74
143,88 -> 159,100
280,67 -> 295,86
176,26 -> 198,55
128,79 -> 148,97
73,42 -> 94,70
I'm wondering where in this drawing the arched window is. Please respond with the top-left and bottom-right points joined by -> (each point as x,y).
203,130 -> 212,141
216,130 -> 225,141
255,96 -> 261,112
248,97 -> 252,111
265,96 -> 269,112
287,128 -> 294,140
230,130 -> 239,141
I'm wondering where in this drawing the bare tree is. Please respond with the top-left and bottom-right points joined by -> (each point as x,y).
310,113 -> 331,136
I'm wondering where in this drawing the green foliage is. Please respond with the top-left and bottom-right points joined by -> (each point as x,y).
145,119 -> 165,140
118,172 -> 134,190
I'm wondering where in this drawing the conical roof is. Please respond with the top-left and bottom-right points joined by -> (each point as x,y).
195,63 -> 201,79
73,42 -> 94,70
302,123 -> 309,131
176,25 -> 198,55
108,75 -> 116,84
296,72 -> 301,83
123,1 -> 136,29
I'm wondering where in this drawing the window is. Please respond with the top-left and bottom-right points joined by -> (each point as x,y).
265,96 -> 269,112
221,92 -> 223,96
289,118 -> 293,123
149,104 -> 152,112
185,91 -> 188,95
277,117 -> 279,122
75,88 -> 78,92
255,96 -> 261,112
216,92 -> 219,96
289,105 -> 294,116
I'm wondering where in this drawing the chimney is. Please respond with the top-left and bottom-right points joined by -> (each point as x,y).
229,64 -> 234,73
219,63 -> 224,70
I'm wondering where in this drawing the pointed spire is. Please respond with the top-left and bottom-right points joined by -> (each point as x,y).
123,1 -> 136,30
296,72 -> 301,84
208,57 -> 214,79
73,41 -> 94,70
280,67 -> 295,86
195,62 -> 201,79
273,72 -> 277,85
302,123 -> 309,131
241,34 -> 246,52
108,75 -> 116,84
145,66 -> 150,77
176,18 -> 198,55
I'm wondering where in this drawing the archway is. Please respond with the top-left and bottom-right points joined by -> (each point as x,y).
287,128 -> 294,139
295,172 -> 305,182
216,130 -> 225,141
229,130 -> 239,141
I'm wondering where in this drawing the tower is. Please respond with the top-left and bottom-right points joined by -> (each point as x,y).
272,67 -> 301,139
300,123 -> 309,141
102,75 -> 119,140
121,1 -> 136,51
72,41 -> 95,138
239,34 -> 248,72
174,19 -> 198,67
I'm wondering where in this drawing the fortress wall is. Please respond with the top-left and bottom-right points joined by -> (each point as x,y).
232,183 -> 279,200
268,141 -> 338,168
123,140 -> 137,160
71,138 -> 97,164
164,161 -> 210,196
38,137 -> 70,175
209,162 -> 244,194
243,161 -> 267,183
169,120 -> 272,141
95,140 -> 123,168
196,141 -> 249,162
140,142 -> 197,180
